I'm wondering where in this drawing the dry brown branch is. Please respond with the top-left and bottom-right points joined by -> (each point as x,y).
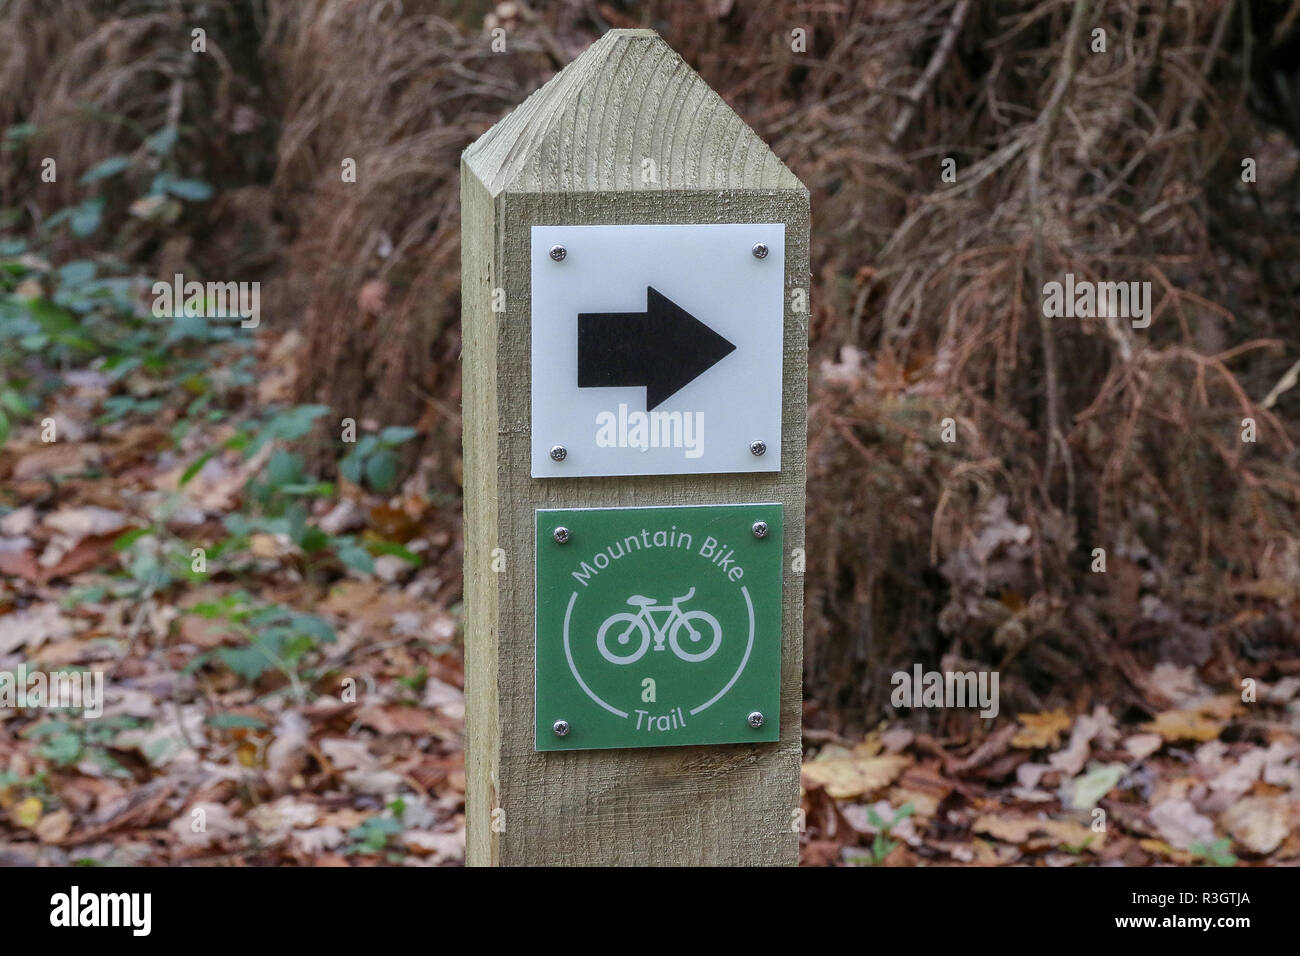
889,0 -> 972,145
1028,0 -> 1092,510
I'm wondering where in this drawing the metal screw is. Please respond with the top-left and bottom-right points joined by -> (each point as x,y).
549,244 -> 567,262
747,711 -> 765,729
553,719 -> 570,737
553,526 -> 570,545
550,444 -> 567,462
752,520 -> 769,539
751,242 -> 769,260
750,439 -> 767,457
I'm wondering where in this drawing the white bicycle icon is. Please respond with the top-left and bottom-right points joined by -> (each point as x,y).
596,587 -> 722,665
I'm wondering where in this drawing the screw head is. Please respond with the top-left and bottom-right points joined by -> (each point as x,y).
747,711 -> 765,729
752,520 -> 769,539
552,719 -> 570,737
550,444 -> 567,462
549,244 -> 567,262
750,439 -> 767,457
553,526 -> 570,545
752,242 -> 769,260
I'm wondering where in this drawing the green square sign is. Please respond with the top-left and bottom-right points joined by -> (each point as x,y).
535,503 -> 783,751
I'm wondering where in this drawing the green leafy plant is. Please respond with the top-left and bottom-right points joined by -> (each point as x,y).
846,802 -> 916,866
22,716 -> 141,778
230,404 -> 331,459
184,592 -> 335,699
219,408 -> 420,576
0,131 -> 243,450
339,425 -> 418,493
0,768 -> 53,813
1189,838 -> 1237,867
347,814 -> 403,856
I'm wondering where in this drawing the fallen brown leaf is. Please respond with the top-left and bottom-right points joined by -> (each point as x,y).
357,705 -> 441,736
1123,732 -> 1164,761
972,814 -> 1104,851
39,533 -> 118,582
43,505 -> 130,539
1148,798 -> 1216,850
1012,709 -> 1071,749
11,442 -> 103,479
0,547 -> 41,582
1222,797 -> 1288,855
801,753 -> 911,799
35,808 -> 73,843
1144,709 -> 1223,743
1194,694 -> 1245,722
1139,838 -> 1196,864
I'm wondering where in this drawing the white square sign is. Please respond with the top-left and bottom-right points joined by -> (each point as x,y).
531,223 -> 784,478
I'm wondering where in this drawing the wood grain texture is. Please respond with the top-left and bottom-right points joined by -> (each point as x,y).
464,29 -> 801,195
462,29 -> 809,866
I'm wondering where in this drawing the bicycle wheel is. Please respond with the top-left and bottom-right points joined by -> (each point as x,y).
596,612 -> 652,664
668,610 -> 722,662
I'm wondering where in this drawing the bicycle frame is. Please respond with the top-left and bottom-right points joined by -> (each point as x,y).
623,588 -> 697,651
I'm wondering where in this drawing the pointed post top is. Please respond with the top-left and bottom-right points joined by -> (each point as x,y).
463,29 -> 803,196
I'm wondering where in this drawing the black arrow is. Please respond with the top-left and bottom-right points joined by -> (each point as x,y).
577,287 -> 736,411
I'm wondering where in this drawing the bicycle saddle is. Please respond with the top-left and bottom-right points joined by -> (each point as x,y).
625,595 -> 656,607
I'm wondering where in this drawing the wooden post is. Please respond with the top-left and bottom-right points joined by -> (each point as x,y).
461,28 -> 809,866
